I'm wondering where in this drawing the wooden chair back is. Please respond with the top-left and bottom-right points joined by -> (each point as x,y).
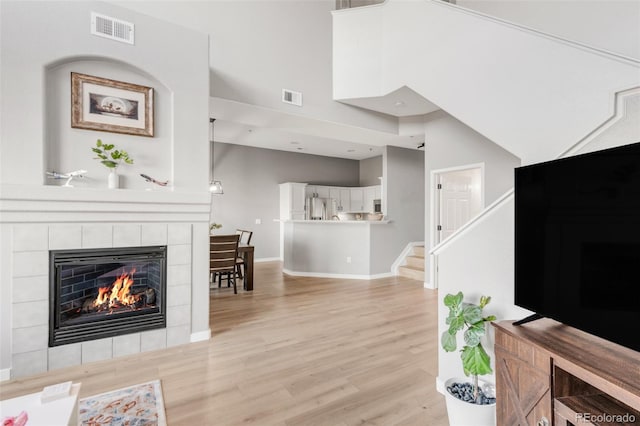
236,229 -> 253,245
210,234 -> 240,274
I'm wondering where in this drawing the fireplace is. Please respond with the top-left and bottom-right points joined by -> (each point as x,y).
49,246 -> 167,347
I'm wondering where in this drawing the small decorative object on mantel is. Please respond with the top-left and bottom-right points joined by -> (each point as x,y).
46,169 -> 87,187
140,173 -> 169,189
92,139 -> 133,189
441,291 -> 497,426
71,72 -> 154,137
209,223 -> 222,235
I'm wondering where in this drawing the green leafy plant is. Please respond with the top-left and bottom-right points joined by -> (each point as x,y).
209,223 -> 222,234
441,291 -> 496,402
92,139 -> 134,169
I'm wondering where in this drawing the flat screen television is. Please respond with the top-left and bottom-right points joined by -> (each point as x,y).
515,141 -> 640,352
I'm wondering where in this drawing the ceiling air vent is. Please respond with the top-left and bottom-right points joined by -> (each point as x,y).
91,12 -> 134,45
282,89 -> 303,107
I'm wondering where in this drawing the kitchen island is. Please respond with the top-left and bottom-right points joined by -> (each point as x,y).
282,219 -> 394,279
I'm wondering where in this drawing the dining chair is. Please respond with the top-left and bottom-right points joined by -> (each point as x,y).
210,234 -> 240,294
235,229 -> 253,280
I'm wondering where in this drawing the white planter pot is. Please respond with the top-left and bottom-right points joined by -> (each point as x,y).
444,377 -> 496,426
108,169 -> 119,189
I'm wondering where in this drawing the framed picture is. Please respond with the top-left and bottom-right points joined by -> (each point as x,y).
71,72 -> 154,137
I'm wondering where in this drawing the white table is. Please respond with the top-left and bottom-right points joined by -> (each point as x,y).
0,383 -> 81,426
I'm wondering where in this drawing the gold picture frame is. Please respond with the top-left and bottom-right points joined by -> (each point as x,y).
71,72 -> 154,137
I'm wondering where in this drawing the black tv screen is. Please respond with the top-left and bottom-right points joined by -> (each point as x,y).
515,142 -> 640,352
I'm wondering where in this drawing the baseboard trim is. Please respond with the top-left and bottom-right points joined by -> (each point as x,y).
190,329 -> 211,343
436,376 -> 446,395
255,257 -> 280,263
0,368 -> 10,382
283,268 -> 394,280
423,281 -> 435,289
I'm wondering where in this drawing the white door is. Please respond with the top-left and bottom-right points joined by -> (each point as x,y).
436,168 -> 482,243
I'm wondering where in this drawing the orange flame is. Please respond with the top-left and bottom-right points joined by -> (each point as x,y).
93,268 -> 137,309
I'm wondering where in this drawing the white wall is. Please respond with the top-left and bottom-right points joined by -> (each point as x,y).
0,0 -> 211,377
456,0 -> 640,60
434,91 -> 640,388
1,1 -> 210,190
332,0 -> 640,165
110,0 -> 400,135
424,111 -> 521,252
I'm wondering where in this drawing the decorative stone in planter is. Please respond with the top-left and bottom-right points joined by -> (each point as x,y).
444,377 -> 496,426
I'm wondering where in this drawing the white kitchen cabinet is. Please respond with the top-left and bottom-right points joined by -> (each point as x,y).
280,182 -> 307,220
305,185 -> 330,198
305,185 -> 316,198
362,185 -> 382,213
349,188 -> 364,212
329,187 -> 342,211
339,189 -> 351,212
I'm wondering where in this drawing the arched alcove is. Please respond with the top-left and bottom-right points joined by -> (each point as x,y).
44,57 -> 173,190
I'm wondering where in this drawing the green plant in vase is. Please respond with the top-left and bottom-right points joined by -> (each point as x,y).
441,291 -> 496,404
209,223 -> 222,234
92,139 -> 133,188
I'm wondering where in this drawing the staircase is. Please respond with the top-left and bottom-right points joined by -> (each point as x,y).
398,245 -> 425,282
332,0 -> 640,165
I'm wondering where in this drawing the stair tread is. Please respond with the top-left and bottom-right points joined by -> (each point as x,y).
399,265 -> 423,272
406,255 -> 424,260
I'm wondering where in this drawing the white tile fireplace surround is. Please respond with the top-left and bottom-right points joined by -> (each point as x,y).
0,185 -> 211,380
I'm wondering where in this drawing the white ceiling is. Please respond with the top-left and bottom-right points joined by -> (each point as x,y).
211,96 -> 430,160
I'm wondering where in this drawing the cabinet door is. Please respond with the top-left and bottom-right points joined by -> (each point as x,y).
316,186 -> 330,198
305,185 -> 317,198
339,189 -> 350,211
350,188 -> 364,212
374,185 -> 381,199
329,187 -> 342,210
495,338 -> 552,426
291,184 -> 307,212
363,187 -> 376,213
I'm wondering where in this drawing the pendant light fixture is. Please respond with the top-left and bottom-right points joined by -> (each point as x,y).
209,118 -> 223,194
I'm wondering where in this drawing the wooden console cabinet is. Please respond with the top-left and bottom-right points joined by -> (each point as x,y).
494,319 -> 640,426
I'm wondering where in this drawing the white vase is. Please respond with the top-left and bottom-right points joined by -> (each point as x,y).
444,377 -> 496,426
108,169 -> 119,189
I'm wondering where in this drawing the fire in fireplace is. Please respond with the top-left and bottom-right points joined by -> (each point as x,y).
49,246 -> 167,347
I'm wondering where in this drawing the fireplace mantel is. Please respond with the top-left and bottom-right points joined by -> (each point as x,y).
1,183 -> 211,380
0,184 -> 211,223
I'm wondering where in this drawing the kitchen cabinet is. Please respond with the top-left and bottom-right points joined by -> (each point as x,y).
363,186 -> 380,213
339,188 -> 350,212
280,183 -> 307,220
349,188 -> 364,212
296,183 -> 381,213
305,185 -> 330,198
329,187 -> 342,211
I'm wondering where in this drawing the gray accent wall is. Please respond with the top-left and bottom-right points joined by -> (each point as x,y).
370,146 -> 425,274
211,143 -> 360,259
359,155 -> 383,186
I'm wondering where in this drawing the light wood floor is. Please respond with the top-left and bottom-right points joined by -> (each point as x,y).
0,262 -> 448,425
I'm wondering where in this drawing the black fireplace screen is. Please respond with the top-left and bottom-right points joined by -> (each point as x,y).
49,246 -> 167,347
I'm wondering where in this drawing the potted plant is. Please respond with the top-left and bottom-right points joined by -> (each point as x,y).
441,291 -> 497,426
209,223 -> 222,234
91,139 -> 134,188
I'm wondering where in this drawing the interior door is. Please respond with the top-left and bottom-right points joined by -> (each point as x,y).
436,168 -> 482,244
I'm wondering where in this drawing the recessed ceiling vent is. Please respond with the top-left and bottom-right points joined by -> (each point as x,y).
282,89 -> 303,107
91,12 -> 135,45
